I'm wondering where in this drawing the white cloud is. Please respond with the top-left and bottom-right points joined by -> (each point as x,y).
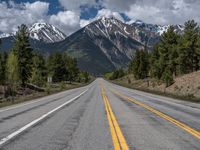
0,1 -> 49,33
50,11 -> 80,35
25,1 -> 49,17
58,0 -> 97,11
1,0 -> 200,36
96,9 -> 124,22
79,9 -> 125,28
103,0 -> 200,25
0,1 -> 82,35
80,19 -> 91,28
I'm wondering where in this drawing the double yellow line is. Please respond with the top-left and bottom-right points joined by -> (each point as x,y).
101,87 -> 129,150
112,89 -> 200,140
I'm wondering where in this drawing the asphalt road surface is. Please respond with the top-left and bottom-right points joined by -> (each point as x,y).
0,78 -> 199,150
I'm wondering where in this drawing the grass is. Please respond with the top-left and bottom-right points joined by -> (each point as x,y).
0,80 -> 94,109
110,80 -> 200,103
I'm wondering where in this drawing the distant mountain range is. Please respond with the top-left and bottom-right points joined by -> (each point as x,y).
0,22 -> 66,43
0,17 -> 184,75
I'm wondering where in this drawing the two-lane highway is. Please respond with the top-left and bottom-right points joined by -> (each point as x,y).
0,79 -> 200,150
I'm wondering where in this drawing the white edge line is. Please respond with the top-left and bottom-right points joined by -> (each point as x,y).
0,89 -> 88,147
0,89 -> 82,113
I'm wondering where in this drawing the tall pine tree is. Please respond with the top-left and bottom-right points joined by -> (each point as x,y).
178,20 -> 200,74
158,26 -> 179,78
13,24 -> 33,87
0,39 -> 7,85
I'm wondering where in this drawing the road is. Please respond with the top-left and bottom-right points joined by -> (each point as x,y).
0,78 -> 199,150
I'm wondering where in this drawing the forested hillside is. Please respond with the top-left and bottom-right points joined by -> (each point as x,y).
128,20 -> 200,86
107,20 -> 200,101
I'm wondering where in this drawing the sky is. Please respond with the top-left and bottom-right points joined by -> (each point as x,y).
0,0 -> 199,35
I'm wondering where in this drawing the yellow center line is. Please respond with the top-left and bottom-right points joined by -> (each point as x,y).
111,89 -> 200,140
101,87 -> 129,150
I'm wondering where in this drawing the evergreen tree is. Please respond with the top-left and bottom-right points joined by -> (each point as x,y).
65,55 -> 79,83
31,53 -> 47,86
162,66 -> 173,87
178,20 -> 200,74
13,24 -> 33,86
0,52 -> 7,85
47,52 -> 66,82
82,71 -> 90,83
129,50 -> 149,79
149,44 -> 162,79
109,68 -> 125,80
158,26 -> 179,77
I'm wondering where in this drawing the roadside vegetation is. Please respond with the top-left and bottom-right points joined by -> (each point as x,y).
0,24 -> 91,107
105,20 -> 200,102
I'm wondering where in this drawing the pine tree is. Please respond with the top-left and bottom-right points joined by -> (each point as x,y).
13,24 -> 33,87
162,66 -> 173,87
31,53 -> 47,87
82,71 -> 90,83
129,50 -> 149,79
178,20 -> 200,74
0,53 -> 6,85
47,52 -> 66,82
149,44 -> 162,79
158,26 -> 179,77
65,56 -> 79,83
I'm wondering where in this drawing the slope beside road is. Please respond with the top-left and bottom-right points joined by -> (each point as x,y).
0,79 -> 199,150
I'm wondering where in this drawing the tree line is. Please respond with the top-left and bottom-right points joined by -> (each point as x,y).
128,20 -> 200,86
0,24 -> 90,97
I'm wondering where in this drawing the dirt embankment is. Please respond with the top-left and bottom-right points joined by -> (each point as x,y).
115,71 -> 200,101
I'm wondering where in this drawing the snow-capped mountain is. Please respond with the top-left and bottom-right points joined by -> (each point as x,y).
0,23 -> 66,43
57,17 -> 185,74
0,17 -> 185,75
55,17 -> 148,74
0,32 -> 15,39
84,17 -> 146,59
29,23 -> 66,43
131,20 -> 184,35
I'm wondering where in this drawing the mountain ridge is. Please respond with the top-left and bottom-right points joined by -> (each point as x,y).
0,17 -> 185,75
0,23 -> 66,43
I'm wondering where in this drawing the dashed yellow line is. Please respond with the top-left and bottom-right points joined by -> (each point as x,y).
111,89 -> 200,140
101,87 -> 129,150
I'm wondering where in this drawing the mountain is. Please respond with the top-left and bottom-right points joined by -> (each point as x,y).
55,17 -> 149,75
0,18 -> 185,75
0,23 -> 66,43
29,23 -> 66,43
131,20 -> 184,35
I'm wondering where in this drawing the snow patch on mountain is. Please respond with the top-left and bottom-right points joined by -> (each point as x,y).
132,20 -> 184,35
0,32 -> 15,38
29,23 -> 66,43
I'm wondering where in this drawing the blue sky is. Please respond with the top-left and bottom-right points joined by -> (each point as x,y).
0,0 -> 199,35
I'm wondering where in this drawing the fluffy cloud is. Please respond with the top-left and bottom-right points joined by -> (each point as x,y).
80,19 -> 91,28
0,1 -> 49,33
50,11 -> 80,35
95,9 -> 124,22
58,0 -> 97,11
0,1 -> 82,35
103,0 -> 200,25
102,0 -> 136,12
1,0 -> 200,35
79,9 -> 124,28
